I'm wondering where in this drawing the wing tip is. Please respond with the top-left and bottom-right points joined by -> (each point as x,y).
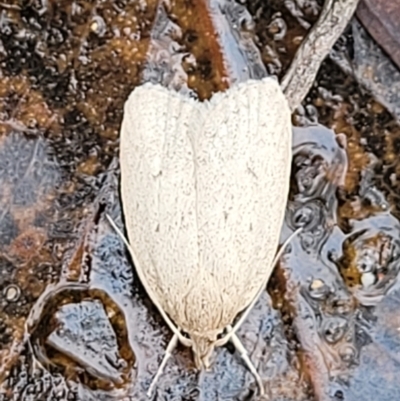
124,82 -> 198,114
208,76 -> 290,113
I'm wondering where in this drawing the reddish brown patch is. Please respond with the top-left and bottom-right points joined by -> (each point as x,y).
7,227 -> 46,263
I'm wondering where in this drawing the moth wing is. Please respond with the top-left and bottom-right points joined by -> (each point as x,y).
183,78 -> 292,334
120,84 -> 200,327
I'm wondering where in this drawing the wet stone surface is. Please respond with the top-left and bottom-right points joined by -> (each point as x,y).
1,0 -> 400,400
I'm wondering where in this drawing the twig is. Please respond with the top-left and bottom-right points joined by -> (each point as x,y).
281,0 -> 360,112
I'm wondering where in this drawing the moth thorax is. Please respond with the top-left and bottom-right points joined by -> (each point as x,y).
190,331 -> 220,370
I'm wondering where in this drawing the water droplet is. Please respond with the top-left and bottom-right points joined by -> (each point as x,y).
322,317 -> 348,344
309,279 -> 330,300
4,284 -> 21,302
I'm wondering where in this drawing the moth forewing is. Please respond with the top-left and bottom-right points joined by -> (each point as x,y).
193,78 -> 292,330
120,83 -> 201,330
119,78 -> 292,395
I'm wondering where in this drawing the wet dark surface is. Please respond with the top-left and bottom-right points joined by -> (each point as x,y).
357,0 -> 400,70
1,0 -> 400,400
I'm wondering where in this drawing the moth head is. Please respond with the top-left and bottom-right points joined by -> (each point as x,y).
190,332 -> 218,370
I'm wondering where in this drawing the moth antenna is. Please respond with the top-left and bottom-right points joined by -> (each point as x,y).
269,227 -> 302,276
147,333 -> 179,397
228,327 -> 264,395
105,214 -> 191,347
216,227 -> 302,346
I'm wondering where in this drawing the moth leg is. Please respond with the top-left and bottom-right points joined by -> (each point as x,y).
228,326 -> 264,395
106,214 -> 191,347
216,228 -> 302,347
147,332 -> 179,397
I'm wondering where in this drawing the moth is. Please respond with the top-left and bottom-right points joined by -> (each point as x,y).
108,77 -> 293,396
